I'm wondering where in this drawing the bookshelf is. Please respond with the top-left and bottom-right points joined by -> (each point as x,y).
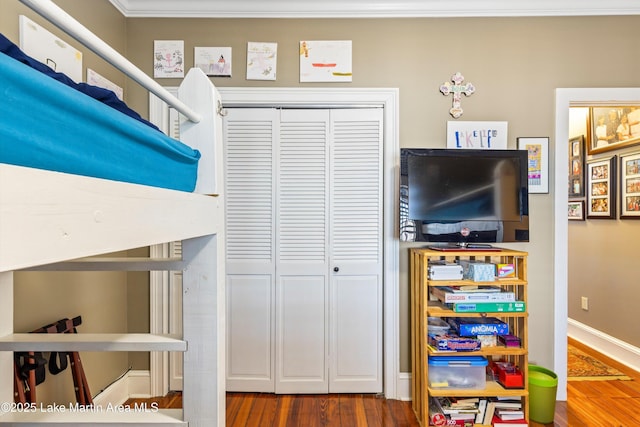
410,247 -> 529,426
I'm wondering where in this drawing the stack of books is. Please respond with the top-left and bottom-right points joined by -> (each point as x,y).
484,398 -> 528,426
428,396 -> 481,426
428,396 -> 528,426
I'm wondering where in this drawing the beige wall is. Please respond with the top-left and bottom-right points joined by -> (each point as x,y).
3,0 -> 640,398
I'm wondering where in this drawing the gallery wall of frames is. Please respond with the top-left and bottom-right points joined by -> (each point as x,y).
568,106 -> 640,221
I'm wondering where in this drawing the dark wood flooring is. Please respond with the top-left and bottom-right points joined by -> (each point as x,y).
126,338 -> 640,426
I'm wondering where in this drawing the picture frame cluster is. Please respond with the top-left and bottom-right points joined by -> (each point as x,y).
568,106 -> 640,221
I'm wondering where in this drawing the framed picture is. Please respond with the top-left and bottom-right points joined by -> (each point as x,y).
619,151 -> 640,219
588,106 -> 640,155
517,137 -> 549,194
568,200 -> 585,221
586,156 -> 616,219
568,135 -> 585,198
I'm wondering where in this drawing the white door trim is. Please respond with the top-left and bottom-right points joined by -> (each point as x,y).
553,87 -> 640,401
151,87 -> 400,399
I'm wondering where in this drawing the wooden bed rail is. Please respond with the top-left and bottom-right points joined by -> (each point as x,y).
19,0 -> 202,123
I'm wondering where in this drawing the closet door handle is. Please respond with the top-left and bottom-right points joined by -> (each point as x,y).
333,267 -> 339,272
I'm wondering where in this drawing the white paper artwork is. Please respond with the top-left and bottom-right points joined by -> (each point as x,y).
154,40 -> 184,78
87,69 -> 123,100
195,47 -> 232,77
299,40 -> 352,83
446,121 -> 508,149
247,42 -> 277,81
19,15 -> 82,82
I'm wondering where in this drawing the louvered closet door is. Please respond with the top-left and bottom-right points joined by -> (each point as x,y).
224,107 -> 383,394
224,108 -> 277,392
328,108 -> 383,393
275,109 -> 331,393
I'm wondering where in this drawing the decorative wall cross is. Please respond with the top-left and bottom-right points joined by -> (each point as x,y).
440,72 -> 475,119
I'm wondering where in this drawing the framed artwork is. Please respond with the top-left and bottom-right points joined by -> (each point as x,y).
517,137 -> 549,194
619,151 -> 640,219
588,106 -> 640,155
586,156 -> 617,219
568,135 -> 585,198
568,200 -> 585,221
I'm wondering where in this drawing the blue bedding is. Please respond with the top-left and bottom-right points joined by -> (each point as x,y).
0,43 -> 200,192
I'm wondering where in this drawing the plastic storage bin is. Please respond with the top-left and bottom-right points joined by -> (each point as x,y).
427,317 -> 450,335
528,364 -> 558,423
428,356 -> 488,390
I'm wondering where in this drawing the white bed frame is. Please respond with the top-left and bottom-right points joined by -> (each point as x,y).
0,1 -> 224,425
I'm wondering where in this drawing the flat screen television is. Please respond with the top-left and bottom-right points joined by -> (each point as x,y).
400,148 -> 529,244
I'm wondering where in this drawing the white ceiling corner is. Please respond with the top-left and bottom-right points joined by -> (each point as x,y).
108,0 -> 640,18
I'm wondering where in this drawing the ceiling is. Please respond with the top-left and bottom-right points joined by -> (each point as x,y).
108,0 -> 640,18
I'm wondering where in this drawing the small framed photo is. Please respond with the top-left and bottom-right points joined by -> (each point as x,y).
568,200 -> 585,221
586,156 -> 617,219
619,151 -> 640,219
517,137 -> 549,194
588,106 -> 640,155
568,135 -> 585,198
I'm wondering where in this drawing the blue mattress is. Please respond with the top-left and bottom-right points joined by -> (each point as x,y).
0,50 -> 200,192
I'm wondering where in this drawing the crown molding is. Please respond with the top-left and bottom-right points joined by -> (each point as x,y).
108,0 -> 640,18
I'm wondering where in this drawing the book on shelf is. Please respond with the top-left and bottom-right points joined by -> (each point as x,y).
491,414 -> 528,426
446,301 -> 526,313
433,396 -> 480,414
449,412 -> 476,421
495,409 -> 525,420
439,285 -> 502,293
492,398 -> 523,409
482,401 -> 496,425
431,287 -> 516,303
474,398 -> 487,424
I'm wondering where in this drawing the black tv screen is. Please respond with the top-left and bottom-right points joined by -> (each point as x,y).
400,148 -> 529,244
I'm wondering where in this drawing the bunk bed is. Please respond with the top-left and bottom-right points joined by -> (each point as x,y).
0,1 -> 225,425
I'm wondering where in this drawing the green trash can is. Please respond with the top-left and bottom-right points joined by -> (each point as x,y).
528,365 -> 558,424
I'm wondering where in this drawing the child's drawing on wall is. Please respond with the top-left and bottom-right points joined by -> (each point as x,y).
154,40 -> 184,78
195,47 -> 232,77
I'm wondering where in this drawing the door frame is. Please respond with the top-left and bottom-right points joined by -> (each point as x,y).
150,87 -> 401,399
553,87 -> 640,401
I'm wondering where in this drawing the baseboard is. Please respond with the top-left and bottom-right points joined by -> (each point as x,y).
396,372 -> 412,401
568,318 -> 640,373
93,370 -> 152,405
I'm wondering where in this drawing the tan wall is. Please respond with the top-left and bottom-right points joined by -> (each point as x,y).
124,14 -> 640,374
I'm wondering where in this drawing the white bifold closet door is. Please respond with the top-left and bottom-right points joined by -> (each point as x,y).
225,107 -> 383,394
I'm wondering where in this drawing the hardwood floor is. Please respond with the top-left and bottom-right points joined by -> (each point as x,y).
126,339 -> 640,426
226,393 -> 419,427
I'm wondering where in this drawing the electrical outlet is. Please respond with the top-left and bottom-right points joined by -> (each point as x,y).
581,296 -> 589,311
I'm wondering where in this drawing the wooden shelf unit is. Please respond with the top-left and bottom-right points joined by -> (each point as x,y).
410,247 -> 529,427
